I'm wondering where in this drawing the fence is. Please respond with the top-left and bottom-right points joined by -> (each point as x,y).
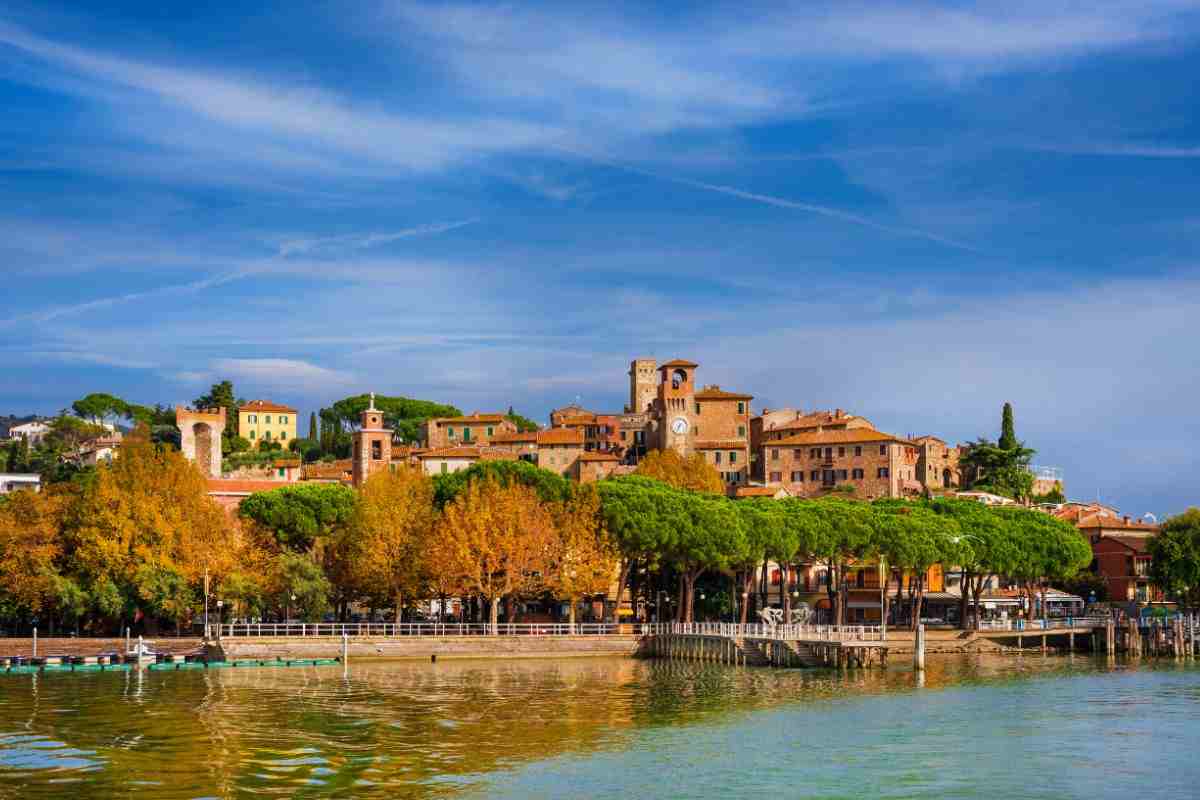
975,616 -> 1111,632
643,622 -> 886,642
214,622 -> 636,638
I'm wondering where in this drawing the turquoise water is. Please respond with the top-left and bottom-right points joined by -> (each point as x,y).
0,655 -> 1196,798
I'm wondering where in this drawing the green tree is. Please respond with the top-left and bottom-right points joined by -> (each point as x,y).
323,394 -> 461,449
71,393 -> 129,427
1149,509 -> 1200,612
238,483 -> 357,553
309,412 -> 318,440
432,459 -> 574,509
194,380 -> 245,443
270,552 -> 331,622
504,407 -> 540,432
998,402 -> 1017,451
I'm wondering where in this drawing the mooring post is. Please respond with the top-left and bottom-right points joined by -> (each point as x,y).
32,626 -> 37,658
914,624 -> 925,671
125,626 -> 131,655
341,632 -> 349,664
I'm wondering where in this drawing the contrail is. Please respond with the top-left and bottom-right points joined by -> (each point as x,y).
562,146 -> 984,254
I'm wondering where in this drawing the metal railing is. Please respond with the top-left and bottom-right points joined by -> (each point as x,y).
643,622 -> 886,642
214,622 -> 638,638
975,616 -> 1111,631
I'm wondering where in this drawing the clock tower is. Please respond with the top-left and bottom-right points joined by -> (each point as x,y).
656,359 -> 698,455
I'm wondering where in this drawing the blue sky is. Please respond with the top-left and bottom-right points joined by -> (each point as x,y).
2,1 -> 1199,516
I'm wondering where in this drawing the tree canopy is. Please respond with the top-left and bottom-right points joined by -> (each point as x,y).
1149,508 -> 1200,611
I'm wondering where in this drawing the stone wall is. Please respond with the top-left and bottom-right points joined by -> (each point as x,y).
218,635 -> 642,661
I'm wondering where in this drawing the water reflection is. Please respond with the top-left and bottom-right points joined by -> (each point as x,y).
0,655 -> 1195,799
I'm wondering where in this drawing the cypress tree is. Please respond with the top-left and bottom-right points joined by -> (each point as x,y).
309,412 -> 318,441
998,402 -> 1017,451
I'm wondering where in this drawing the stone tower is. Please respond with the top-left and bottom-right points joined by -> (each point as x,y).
657,359 -> 698,455
628,358 -> 658,414
176,405 -> 226,478
352,392 -> 392,487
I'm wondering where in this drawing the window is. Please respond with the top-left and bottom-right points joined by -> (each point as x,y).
486,426 -> 494,437
837,469 -> 848,480
448,427 -> 456,439
737,401 -> 745,414
810,448 -> 820,459
879,445 -> 887,455
737,425 -> 746,437
856,571 -> 866,588
265,415 -> 272,424
278,468 -> 286,477
729,451 -> 737,464
279,415 -> 287,425
771,448 -> 780,461
715,452 -> 722,464
770,471 -> 782,482
793,449 -> 803,460
620,430 -> 627,440
791,471 -> 804,482
280,432 -> 287,441
440,462 -> 448,474
695,402 -> 701,414
852,468 -> 864,479
810,470 -> 819,481
248,414 -> 257,424
854,446 -> 862,456
878,467 -> 890,478
824,447 -> 833,459
371,440 -> 382,460
264,431 -> 272,441
838,446 -> 845,457
822,469 -> 835,485
249,430 -> 256,439
463,428 -> 472,442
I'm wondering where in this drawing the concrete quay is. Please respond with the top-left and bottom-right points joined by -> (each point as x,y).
215,634 -> 642,661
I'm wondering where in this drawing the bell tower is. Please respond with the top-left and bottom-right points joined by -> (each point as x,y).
628,358 -> 657,413
657,359 -> 698,455
352,392 -> 392,487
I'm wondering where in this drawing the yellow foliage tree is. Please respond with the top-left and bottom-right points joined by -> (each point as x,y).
634,448 -> 724,494
349,466 -> 437,623
0,488 -> 65,617
434,478 -> 557,633
64,429 -> 243,626
546,486 -> 619,626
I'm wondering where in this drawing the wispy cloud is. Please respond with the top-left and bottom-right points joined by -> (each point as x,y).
1031,141 -> 1200,158
203,358 -> 356,392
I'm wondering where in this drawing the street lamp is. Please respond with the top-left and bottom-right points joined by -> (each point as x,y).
216,599 -> 224,641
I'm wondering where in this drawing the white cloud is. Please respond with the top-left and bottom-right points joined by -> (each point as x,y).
207,358 -> 356,392
273,219 -> 477,257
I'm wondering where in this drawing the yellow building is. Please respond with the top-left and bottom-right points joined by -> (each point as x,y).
238,400 -> 298,445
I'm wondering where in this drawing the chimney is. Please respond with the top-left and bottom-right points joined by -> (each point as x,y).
1123,516 -> 1131,524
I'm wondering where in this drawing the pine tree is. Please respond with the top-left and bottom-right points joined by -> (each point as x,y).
999,402 -> 1017,451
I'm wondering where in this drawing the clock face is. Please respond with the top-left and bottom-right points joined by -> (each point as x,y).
671,417 -> 689,435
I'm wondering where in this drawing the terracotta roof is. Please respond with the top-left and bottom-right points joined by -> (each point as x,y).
695,440 -> 749,450
272,456 -> 301,467
557,415 -> 597,426
694,386 -> 753,401
537,428 -> 584,445
490,431 -> 538,444
770,411 -> 866,432
912,435 -> 946,444
302,460 -> 352,479
434,413 -> 508,424
417,447 -> 489,460
767,428 -> 911,446
239,400 -> 298,414
577,451 -> 620,462
735,486 -> 787,497
660,359 -> 699,368
207,478 -> 292,495
1078,514 -> 1159,532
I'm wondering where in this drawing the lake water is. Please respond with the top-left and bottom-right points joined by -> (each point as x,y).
0,655 -> 1197,798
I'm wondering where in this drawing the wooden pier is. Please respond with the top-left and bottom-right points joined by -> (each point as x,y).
639,623 -> 893,669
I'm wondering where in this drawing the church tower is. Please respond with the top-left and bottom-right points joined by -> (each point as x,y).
657,359 -> 697,455
352,392 -> 392,487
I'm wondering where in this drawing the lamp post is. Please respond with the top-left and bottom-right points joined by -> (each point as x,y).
216,599 -> 224,642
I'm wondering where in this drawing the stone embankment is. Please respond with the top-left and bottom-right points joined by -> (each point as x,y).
216,635 -> 642,661
0,637 -> 204,658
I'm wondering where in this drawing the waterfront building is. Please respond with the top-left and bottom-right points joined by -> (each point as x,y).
758,428 -> 922,499
0,473 -> 40,493
238,400 -> 298,445
1058,503 -> 1162,603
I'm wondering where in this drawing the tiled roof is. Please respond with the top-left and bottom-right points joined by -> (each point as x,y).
695,440 -> 749,449
735,486 -> 787,497
272,456 -> 301,467
434,413 -> 508,424
767,428 -> 911,446
660,359 -> 699,368
537,428 -> 584,445
1078,514 -> 1159,532
557,415 -> 596,426
239,400 -> 298,414
770,411 -> 865,432
207,478 -> 292,495
577,451 -> 620,462
694,387 -> 753,400
417,447 -> 491,459
302,460 -> 352,479
490,431 -> 538,443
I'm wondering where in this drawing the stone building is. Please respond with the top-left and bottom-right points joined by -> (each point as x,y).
176,405 -> 225,479
488,430 -> 539,461
912,435 -> 961,490
416,446 -> 514,476
536,427 -> 584,477
420,413 -> 517,449
547,405 -> 620,452
759,428 -> 922,499
352,393 -> 392,487
574,451 -> 622,483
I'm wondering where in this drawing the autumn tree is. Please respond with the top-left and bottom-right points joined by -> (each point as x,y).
547,486 -> 619,626
348,466 -> 437,623
0,488 -> 65,624
634,449 -> 724,494
435,478 -> 557,633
